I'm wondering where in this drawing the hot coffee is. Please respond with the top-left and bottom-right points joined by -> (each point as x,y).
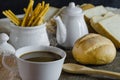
20,51 -> 62,62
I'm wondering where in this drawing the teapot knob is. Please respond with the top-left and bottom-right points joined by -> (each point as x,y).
69,2 -> 75,8
0,33 -> 9,43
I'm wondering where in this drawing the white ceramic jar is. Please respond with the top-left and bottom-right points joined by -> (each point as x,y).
9,23 -> 50,49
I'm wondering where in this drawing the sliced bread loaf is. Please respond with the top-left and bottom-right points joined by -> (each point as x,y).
92,15 -> 120,48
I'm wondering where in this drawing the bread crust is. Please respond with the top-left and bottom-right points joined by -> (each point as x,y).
72,33 -> 116,65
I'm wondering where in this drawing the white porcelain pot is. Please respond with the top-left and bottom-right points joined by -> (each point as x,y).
9,23 -> 50,49
54,2 -> 88,48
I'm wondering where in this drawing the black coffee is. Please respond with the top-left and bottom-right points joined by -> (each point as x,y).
20,51 -> 62,62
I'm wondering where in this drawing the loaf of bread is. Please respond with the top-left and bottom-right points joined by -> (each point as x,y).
72,33 -> 116,65
92,15 -> 120,48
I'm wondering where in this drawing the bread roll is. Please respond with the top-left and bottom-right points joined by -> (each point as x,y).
72,33 -> 116,65
80,3 -> 95,10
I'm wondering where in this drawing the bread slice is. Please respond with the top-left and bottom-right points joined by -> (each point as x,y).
84,5 -> 108,21
104,12 -> 115,17
83,5 -> 108,32
92,15 -> 120,48
90,12 -> 115,30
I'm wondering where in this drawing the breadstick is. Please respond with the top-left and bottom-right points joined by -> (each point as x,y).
31,3 -> 49,26
33,3 -> 41,18
23,8 -> 27,12
28,16 -> 34,26
3,11 -> 17,24
27,3 -> 41,26
41,3 -> 49,17
21,0 -> 34,26
5,11 -> 19,25
26,0 -> 34,26
2,11 -> 19,26
36,6 -> 49,25
31,16 -> 40,26
33,3 -> 41,15
24,7 -> 33,13
42,4 -> 49,17
6,11 -> 20,25
25,6 -> 33,26
41,1 -> 45,10
36,17 -> 43,25
24,7 -> 33,15
2,0 -> 50,27
8,10 -> 20,22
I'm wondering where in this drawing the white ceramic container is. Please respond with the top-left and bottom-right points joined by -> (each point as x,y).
9,23 -> 50,49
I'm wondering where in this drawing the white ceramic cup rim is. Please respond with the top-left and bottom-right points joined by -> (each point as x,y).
15,45 -> 66,64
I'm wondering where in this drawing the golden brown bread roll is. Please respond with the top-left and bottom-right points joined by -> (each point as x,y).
72,33 -> 116,65
80,3 -> 95,10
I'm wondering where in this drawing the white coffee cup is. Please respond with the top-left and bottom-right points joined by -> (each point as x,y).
2,46 -> 66,80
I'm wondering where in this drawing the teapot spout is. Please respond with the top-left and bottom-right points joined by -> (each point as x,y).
54,16 -> 67,45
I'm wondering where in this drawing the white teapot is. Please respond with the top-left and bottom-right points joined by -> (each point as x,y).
54,2 -> 88,48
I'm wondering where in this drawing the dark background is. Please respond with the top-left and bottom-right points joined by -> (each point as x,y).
0,0 -> 120,18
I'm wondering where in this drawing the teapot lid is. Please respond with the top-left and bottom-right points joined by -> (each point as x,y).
0,33 -> 15,56
62,2 -> 82,15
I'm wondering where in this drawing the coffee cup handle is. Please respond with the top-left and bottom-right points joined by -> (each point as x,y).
2,54 -> 17,72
